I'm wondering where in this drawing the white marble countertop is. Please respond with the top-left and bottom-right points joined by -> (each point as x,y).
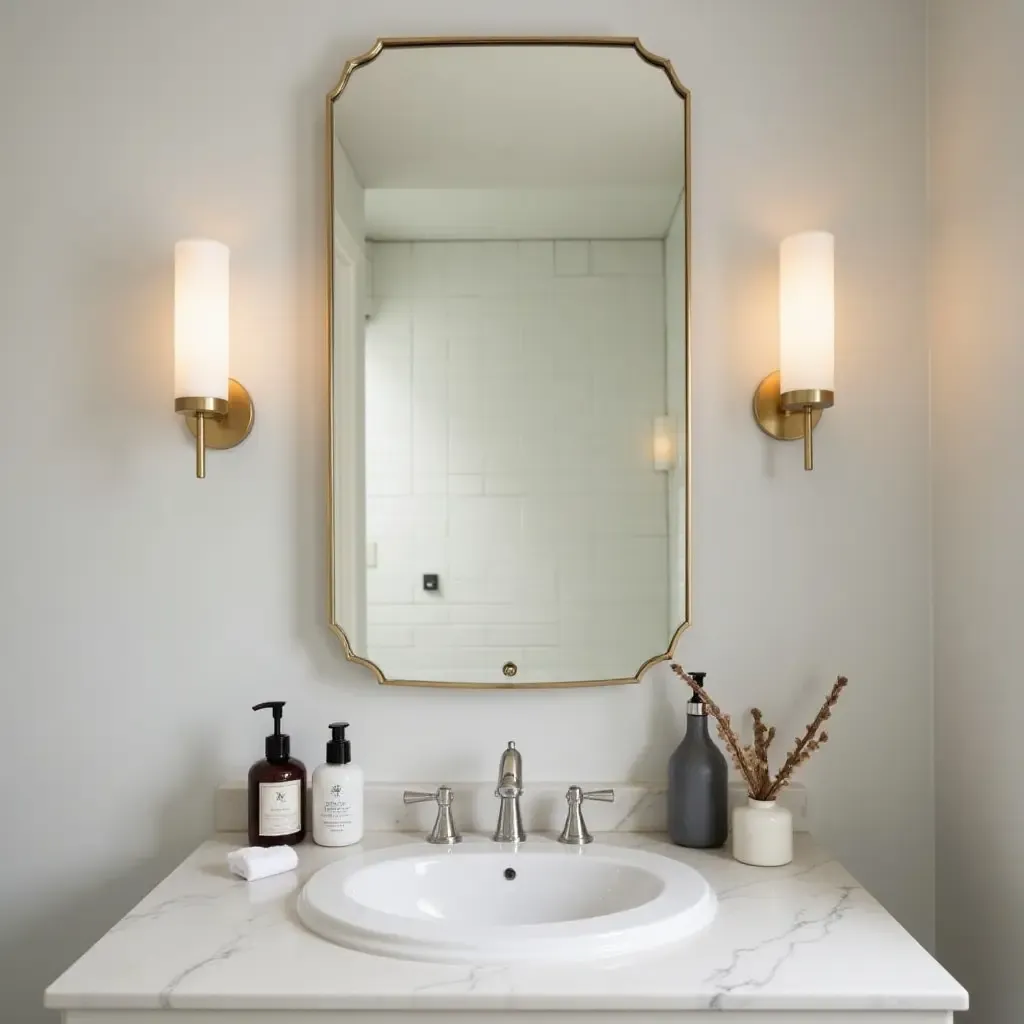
45,831 -> 967,1014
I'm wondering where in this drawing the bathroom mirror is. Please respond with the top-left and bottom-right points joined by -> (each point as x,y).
328,38 -> 690,688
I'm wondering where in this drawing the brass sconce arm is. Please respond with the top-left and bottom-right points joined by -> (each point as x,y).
752,373 -> 834,471
174,380 -> 254,479
779,387 -> 834,471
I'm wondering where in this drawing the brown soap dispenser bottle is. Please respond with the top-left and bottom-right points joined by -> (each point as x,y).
248,701 -> 306,847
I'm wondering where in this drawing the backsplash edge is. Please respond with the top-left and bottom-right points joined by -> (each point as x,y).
215,781 -> 808,834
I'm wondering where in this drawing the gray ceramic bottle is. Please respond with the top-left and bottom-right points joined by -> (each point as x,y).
667,671 -> 729,848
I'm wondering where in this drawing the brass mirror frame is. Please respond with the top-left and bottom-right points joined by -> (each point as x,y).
326,36 -> 692,689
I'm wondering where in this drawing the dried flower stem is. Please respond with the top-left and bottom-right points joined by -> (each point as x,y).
764,676 -> 848,800
751,708 -> 771,796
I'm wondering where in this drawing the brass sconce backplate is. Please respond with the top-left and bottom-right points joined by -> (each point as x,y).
183,378 -> 255,450
752,371 -> 822,441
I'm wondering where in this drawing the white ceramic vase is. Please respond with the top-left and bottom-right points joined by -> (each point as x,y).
731,797 -> 793,866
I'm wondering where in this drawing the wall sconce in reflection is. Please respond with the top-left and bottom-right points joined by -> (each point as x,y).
653,414 -> 677,472
753,231 -> 835,471
173,239 -> 254,478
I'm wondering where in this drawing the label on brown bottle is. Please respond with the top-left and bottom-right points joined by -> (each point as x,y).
258,779 -> 302,836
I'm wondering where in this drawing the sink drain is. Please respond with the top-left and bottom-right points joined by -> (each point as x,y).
503,867 -> 517,881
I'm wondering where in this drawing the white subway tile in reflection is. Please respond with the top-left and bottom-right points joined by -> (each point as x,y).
364,239 -> 670,681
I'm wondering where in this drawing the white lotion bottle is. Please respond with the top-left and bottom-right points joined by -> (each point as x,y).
312,722 -> 364,847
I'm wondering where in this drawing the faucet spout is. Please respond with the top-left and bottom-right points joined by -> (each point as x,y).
493,741 -> 526,842
495,741 -> 522,792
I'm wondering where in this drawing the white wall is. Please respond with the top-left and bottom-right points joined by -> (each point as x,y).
0,2 -> 931,1020
929,2 -> 1024,1020
364,240 -> 669,683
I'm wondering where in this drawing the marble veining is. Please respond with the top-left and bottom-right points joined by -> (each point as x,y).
704,885 -> 854,1008
45,832 -> 966,1014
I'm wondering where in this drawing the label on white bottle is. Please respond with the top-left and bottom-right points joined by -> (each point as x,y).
319,785 -> 356,834
259,779 -> 302,836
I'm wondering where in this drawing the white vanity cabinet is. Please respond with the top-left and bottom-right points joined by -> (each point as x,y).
46,830 -> 966,1024
49,1013 -> 963,1024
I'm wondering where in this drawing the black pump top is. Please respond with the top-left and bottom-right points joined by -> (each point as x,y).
688,671 -> 707,704
326,722 -> 351,765
253,701 -> 291,763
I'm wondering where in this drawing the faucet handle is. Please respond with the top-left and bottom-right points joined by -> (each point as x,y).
558,785 -> 615,845
403,786 -> 461,845
403,790 -> 440,804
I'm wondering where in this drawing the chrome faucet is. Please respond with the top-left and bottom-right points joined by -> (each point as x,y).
493,741 -> 526,843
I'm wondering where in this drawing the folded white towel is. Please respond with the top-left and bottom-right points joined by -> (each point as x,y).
227,845 -> 299,882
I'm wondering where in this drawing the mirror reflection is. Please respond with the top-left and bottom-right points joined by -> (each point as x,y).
329,40 -> 689,687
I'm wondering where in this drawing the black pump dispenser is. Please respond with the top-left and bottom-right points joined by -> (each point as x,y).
688,671 -> 707,713
326,722 -> 351,765
253,701 -> 290,763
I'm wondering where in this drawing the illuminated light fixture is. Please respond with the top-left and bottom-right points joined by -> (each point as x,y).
173,239 -> 254,478
752,231 -> 835,470
653,414 -> 677,472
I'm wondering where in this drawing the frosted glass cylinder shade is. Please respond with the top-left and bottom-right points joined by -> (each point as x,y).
174,239 -> 229,401
779,231 -> 834,396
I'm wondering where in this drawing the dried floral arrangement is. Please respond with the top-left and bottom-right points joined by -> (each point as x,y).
670,664 -> 848,801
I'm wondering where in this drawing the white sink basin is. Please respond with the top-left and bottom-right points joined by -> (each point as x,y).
297,841 -> 716,964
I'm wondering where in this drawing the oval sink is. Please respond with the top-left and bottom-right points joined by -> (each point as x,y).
297,841 -> 716,964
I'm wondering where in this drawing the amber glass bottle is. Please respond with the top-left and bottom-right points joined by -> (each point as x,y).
248,701 -> 306,846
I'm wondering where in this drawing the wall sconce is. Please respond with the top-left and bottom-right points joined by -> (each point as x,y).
752,231 -> 835,471
173,239 -> 254,478
653,415 -> 677,472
